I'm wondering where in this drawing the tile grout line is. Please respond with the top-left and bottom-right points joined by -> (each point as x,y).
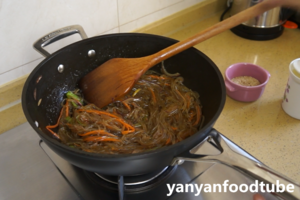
116,0 -> 121,33
0,57 -> 43,76
1,1 -> 208,77
0,0 -> 193,77
0,99 -> 21,112
118,0 -> 184,28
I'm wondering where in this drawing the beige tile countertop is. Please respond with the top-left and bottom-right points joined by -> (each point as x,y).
167,14 -> 300,182
1,0 -> 299,185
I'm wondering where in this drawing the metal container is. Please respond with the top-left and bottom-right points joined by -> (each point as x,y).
228,0 -> 294,40
230,0 -> 282,28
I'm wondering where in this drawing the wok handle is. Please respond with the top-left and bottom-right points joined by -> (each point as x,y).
172,130 -> 300,199
33,25 -> 88,57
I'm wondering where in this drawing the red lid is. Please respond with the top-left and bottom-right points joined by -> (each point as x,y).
284,21 -> 298,29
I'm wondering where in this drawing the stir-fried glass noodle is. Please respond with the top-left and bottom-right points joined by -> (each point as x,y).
46,68 -> 203,154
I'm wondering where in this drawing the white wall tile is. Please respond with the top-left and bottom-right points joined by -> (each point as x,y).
0,0 -> 209,87
118,0 -> 182,25
119,0 -> 205,32
0,66 -> 24,86
0,0 -> 118,77
22,58 -> 44,76
0,58 -> 43,86
99,27 -> 120,35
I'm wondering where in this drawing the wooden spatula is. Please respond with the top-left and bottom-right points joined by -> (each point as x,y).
79,0 -> 283,108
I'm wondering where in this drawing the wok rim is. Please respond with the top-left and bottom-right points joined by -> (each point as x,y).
22,32 -> 226,161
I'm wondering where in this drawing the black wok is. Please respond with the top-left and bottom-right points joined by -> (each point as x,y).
22,25 -> 225,176
22,26 -> 300,199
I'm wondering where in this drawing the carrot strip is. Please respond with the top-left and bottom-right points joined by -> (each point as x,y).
171,126 -> 177,131
122,101 -> 131,111
188,114 -> 195,122
188,110 -> 196,122
82,148 -> 93,152
113,118 -> 134,130
193,105 -> 201,126
46,127 -> 60,139
175,89 -> 186,107
83,136 -> 120,142
66,100 -> 69,117
77,109 -> 135,133
78,109 -> 119,119
166,138 -> 171,145
46,107 -> 64,139
149,88 -> 156,103
185,93 -> 190,109
78,130 -> 117,138
146,75 -> 162,79
121,130 -> 135,134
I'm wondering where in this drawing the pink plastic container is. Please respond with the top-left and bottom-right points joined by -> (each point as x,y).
225,63 -> 270,102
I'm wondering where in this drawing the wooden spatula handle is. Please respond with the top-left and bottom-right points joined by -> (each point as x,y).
148,0 -> 282,68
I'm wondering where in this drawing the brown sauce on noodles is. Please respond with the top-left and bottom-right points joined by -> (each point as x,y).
46,71 -> 202,154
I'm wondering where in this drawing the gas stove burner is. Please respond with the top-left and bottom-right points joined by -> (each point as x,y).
84,165 -> 177,194
95,166 -> 170,186
39,136 -> 281,200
